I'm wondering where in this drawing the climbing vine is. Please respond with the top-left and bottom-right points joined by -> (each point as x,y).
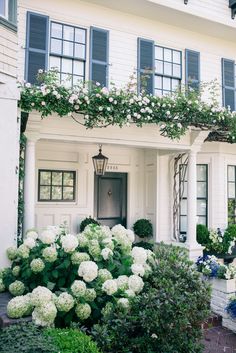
19,70 -> 236,143
17,132 -> 26,245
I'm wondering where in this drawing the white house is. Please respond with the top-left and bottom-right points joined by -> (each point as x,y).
0,0 -> 19,266
2,0 -> 236,266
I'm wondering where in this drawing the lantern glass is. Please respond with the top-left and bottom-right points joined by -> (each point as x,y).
92,146 -> 108,176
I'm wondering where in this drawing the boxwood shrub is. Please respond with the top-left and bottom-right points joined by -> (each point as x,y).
92,243 -> 211,353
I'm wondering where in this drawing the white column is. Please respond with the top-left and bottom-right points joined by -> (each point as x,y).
23,139 -> 36,234
186,150 -> 198,248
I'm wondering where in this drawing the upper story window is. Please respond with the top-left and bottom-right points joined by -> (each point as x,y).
227,165 -> 236,224
222,58 -> 236,112
0,0 -> 17,24
155,46 -> 182,96
49,22 -> 86,86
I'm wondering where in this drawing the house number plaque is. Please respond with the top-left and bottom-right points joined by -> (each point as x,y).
106,165 -> 118,171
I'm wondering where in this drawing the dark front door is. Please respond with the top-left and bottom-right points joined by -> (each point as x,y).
94,172 -> 127,228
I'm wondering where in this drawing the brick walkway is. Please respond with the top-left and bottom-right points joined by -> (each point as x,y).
203,326 -> 236,353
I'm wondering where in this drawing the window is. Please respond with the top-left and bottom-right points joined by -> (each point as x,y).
179,164 -> 208,233
38,170 -> 76,202
155,46 -> 182,96
227,166 -> 236,224
0,0 -> 17,24
222,58 -> 236,112
49,21 -> 86,86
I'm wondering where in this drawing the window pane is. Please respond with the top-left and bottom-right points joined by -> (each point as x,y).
155,89 -> 162,97
197,200 -> 207,216
155,76 -> 162,89
228,199 -> 236,217
73,75 -> 83,85
40,171 -> 51,185
63,41 -> 74,57
173,50 -> 181,64
52,172 -> 62,185
52,186 -> 62,200
228,166 -> 235,182
164,48 -> 172,61
180,216 -> 187,232
155,46 -> 163,60
197,165 -> 207,181
228,182 -> 235,198
0,0 -> 5,16
74,43 -> 85,59
50,56 -> 61,71
61,58 -> 73,73
40,186 -> 50,200
197,181 -> 207,198
182,181 -> 187,198
163,77 -> 171,91
51,39 -> 62,54
197,216 -> 207,226
173,64 -> 181,78
172,79 -> 179,91
180,165 -> 187,181
156,61 -> 163,74
180,199 -> 187,215
63,172 -> 74,186
75,28 -> 86,43
164,62 -> 172,76
63,187 -> 74,200
61,73 -> 72,86
51,23 -> 63,39
63,25 -> 74,41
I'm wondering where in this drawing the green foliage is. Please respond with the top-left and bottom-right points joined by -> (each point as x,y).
18,70 -> 236,143
92,243 -> 211,353
133,241 -> 154,251
17,133 -> 27,245
224,224 -> 236,241
204,228 -> 235,255
0,323 -> 57,353
133,219 -> 153,238
80,217 -> 100,232
197,224 -> 209,245
45,328 -> 101,353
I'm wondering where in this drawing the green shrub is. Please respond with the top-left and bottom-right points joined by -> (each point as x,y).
0,322 -> 57,353
45,328 -> 101,353
197,224 -> 209,245
133,240 -> 154,251
92,243 -> 211,353
133,219 -> 153,238
80,217 -> 100,232
224,224 -> 236,241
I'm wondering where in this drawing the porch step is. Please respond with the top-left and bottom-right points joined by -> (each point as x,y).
202,312 -> 222,329
0,292 -> 31,328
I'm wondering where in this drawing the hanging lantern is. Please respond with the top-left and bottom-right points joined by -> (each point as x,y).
92,145 -> 108,176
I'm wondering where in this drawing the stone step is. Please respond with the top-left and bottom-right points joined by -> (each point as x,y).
202,313 -> 222,329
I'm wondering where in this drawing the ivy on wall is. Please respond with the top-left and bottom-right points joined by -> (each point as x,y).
19,70 -> 236,143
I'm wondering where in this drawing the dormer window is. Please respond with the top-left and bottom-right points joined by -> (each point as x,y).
0,0 -> 17,24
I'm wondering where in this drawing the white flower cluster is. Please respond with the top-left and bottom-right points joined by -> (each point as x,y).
78,261 -> 98,282
61,234 -> 79,253
30,258 -> 45,273
219,264 -> 236,280
9,280 -> 25,296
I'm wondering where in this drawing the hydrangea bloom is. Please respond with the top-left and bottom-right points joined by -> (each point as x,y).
124,289 -> 135,297
17,244 -> 30,259
71,280 -> 86,298
77,233 -> 89,247
128,275 -> 144,293
6,247 -> 18,261
88,239 -> 101,259
101,247 -> 113,260
116,275 -> 129,290
31,286 -> 53,307
32,301 -> 57,327
102,279 -> 118,295
30,258 -> 45,273
112,224 -> 127,239
7,296 -> 29,318
126,229 -> 135,243
12,266 -> 20,277
23,237 -> 36,249
84,288 -> 96,302
71,251 -> 90,265
131,247 -> 147,264
39,230 -> 56,244
100,225 -> 112,238
61,234 -> 78,253
26,230 -> 38,240
101,302 -> 113,318
98,269 -> 113,282
55,292 -> 74,312
75,303 -> 91,320
42,247 -> 57,263
9,280 -> 25,296
101,238 -> 114,250
0,279 -> 5,292
131,263 -> 145,277
117,298 -> 130,309
78,261 -> 98,282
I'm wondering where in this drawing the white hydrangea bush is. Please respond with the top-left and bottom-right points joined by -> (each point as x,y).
1,223 -> 156,327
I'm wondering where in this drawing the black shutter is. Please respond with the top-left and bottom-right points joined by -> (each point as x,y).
25,12 -> 49,84
185,49 -> 200,90
90,27 -> 109,87
137,38 -> 154,94
222,58 -> 235,111
8,0 -> 17,24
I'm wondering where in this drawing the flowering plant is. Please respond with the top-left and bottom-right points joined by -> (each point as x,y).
204,228 -> 236,255
226,297 -> 236,319
19,70 -> 236,143
1,224 -> 155,327
196,255 -> 236,280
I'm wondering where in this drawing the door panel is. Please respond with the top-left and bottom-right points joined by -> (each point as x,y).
94,172 -> 127,228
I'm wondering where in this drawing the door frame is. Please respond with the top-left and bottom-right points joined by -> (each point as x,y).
94,172 -> 127,227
